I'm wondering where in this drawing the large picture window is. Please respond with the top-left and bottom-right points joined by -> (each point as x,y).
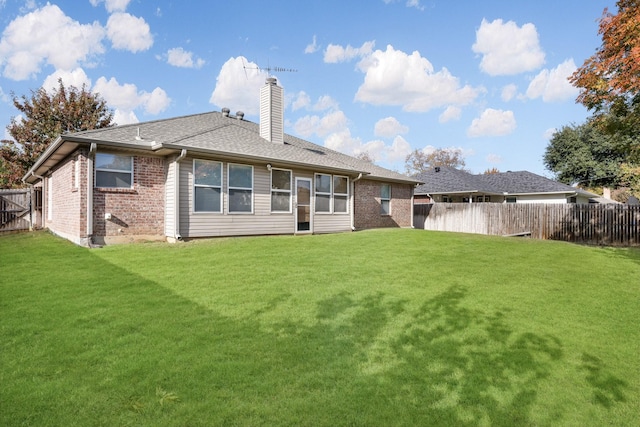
228,164 -> 253,213
271,168 -> 292,212
381,184 -> 391,215
95,153 -> 133,188
194,159 -> 222,212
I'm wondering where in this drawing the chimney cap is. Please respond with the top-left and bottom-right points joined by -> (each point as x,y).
266,77 -> 277,85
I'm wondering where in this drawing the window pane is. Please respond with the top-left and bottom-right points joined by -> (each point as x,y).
381,184 -> 391,199
271,191 -> 290,212
316,194 -> 330,212
96,171 -> 132,188
334,195 -> 347,213
229,188 -> 252,212
315,174 -> 331,193
195,187 -> 221,212
229,164 -> 252,188
381,200 -> 390,215
272,169 -> 291,190
334,176 -> 348,194
194,160 -> 221,186
96,153 -> 132,171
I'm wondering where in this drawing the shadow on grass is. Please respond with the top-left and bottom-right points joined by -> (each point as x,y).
580,353 -> 629,408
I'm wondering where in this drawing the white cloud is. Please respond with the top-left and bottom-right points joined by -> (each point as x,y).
93,76 -> 170,119
526,59 -> 579,102
406,0 -> 424,10
312,95 -> 339,111
324,40 -> 375,63
164,47 -> 205,69
467,108 -> 516,137
305,35 -> 319,54
472,18 -> 545,76
439,106 -> 462,123
355,45 -> 482,112
501,84 -> 518,102
0,4 -> 105,80
374,117 -> 408,138
113,109 -> 138,125
543,128 -> 557,140
293,110 -> 348,138
209,56 -> 268,116
42,68 -> 92,92
90,0 -> 131,12
291,91 -> 311,111
106,12 -> 153,52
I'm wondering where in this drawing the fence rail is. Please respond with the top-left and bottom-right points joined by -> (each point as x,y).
414,203 -> 640,246
0,189 -> 31,233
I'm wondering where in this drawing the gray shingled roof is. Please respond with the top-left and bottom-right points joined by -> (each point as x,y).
25,111 -> 419,184
414,166 -> 597,197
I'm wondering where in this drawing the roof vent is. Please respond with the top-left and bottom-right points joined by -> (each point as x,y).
236,111 -> 244,120
222,107 -> 230,117
435,166 -> 441,173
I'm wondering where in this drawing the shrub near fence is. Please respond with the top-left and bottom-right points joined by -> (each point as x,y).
414,203 -> 640,246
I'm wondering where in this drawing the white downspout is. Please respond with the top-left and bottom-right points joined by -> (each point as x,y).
351,173 -> 363,231
87,143 -> 97,243
173,149 -> 187,241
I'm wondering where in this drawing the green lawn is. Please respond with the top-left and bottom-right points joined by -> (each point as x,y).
1,229 -> 638,426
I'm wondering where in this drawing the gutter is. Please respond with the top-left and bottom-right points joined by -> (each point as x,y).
173,149 -> 187,241
351,173 -> 363,231
87,143 -> 96,243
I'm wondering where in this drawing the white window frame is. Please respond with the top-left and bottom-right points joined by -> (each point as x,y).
227,163 -> 254,214
333,175 -> 349,214
314,173 -> 332,214
270,168 -> 292,213
95,153 -> 133,189
193,159 -> 223,213
381,183 -> 391,215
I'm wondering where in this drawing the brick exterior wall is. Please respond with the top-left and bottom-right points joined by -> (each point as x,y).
45,150 -> 87,243
93,155 -> 166,242
353,179 -> 413,229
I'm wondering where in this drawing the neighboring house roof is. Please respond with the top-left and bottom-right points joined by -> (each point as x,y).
23,111 -> 420,185
414,166 -> 598,199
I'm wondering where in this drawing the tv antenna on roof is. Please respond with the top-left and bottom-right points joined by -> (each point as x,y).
242,58 -> 297,79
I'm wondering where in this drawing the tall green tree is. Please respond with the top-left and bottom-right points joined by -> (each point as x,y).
543,120 -> 627,187
0,79 -> 114,188
405,148 -> 466,175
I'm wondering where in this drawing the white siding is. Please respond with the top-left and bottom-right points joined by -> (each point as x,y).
164,158 -> 176,237
178,157 -> 355,238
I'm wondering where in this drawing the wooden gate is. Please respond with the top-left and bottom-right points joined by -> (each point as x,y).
0,189 -> 31,232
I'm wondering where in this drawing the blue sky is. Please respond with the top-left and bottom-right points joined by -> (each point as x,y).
0,0 -> 615,175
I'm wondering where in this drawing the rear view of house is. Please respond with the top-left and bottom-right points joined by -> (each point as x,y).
23,78 -> 419,246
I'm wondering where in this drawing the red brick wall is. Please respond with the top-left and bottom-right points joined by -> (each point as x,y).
93,155 -> 165,239
354,179 -> 413,229
46,150 -> 87,240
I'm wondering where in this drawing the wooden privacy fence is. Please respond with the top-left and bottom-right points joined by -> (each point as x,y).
0,189 -> 31,233
414,203 -> 640,246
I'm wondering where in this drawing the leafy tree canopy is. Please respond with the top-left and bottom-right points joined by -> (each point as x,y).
570,0 -> 640,161
0,79 -> 114,188
405,148 -> 466,176
543,119 -> 628,187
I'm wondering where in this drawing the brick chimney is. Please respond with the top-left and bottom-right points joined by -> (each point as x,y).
259,77 -> 284,144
